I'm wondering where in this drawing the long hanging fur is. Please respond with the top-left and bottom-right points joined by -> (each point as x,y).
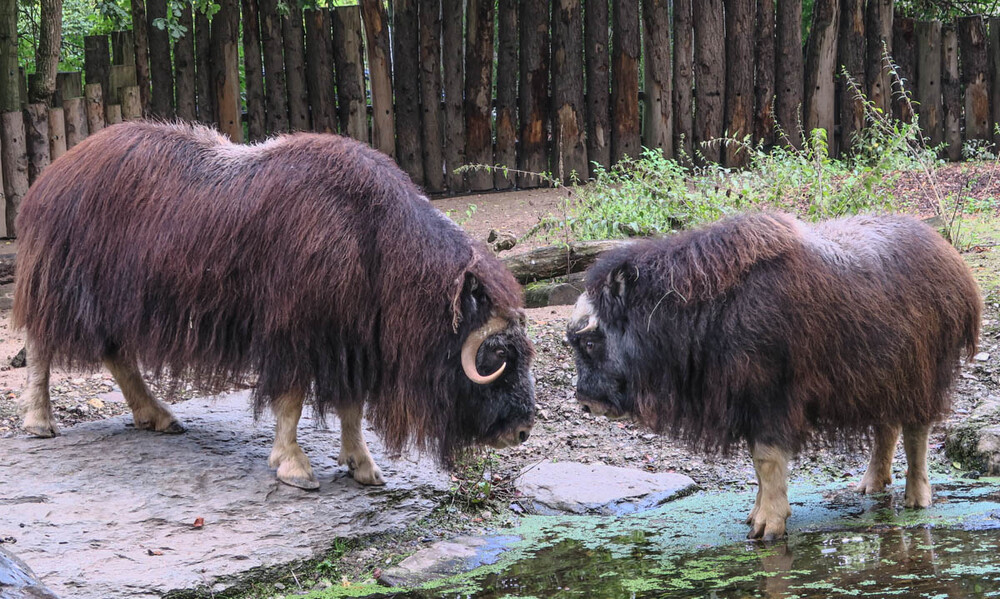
13,121 -> 525,458
585,212 -> 982,453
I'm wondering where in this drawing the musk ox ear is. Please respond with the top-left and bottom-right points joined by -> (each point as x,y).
603,264 -> 635,303
459,272 -> 489,320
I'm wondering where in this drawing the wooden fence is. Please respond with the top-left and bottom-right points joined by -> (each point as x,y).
1,1 -> 999,238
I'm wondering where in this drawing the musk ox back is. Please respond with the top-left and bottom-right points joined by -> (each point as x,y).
15,121 -> 535,490
567,213 -> 981,539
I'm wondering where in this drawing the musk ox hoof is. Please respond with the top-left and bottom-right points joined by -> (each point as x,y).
276,464 -> 320,491
904,484 -> 932,509
746,510 -> 788,541
22,418 -> 59,438
338,453 -> 386,486
854,477 -> 891,495
159,421 -> 186,434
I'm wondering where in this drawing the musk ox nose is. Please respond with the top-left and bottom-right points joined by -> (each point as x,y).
518,427 -> 530,443
581,404 -> 592,414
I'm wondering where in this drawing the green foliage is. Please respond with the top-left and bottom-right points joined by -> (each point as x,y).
447,450 -> 512,513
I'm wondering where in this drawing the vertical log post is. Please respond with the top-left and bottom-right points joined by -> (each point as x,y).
304,8 -> 335,135
693,0 -> 724,163
211,0 -> 242,142
586,0 -> 611,173
47,106 -> 66,160
130,0 -> 152,115
393,0 -> 424,183
259,0 -> 288,133
865,0 -> 892,117
63,96 -> 88,148
552,0 -> 589,180
360,0 -> 395,157
723,0 -> 754,167
24,103 -> 49,184
441,0 -> 465,191
332,6 -> 367,142
775,0 -> 803,148
195,10 -> 215,124
146,0 -> 174,118
111,30 -> 134,66
492,0 -> 515,190
242,0 -> 267,139
941,24 -> 962,161
518,0 -> 550,187
611,0 -> 640,164
892,15 -> 916,122
1,111 -> 29,236
84,83 -> 105,134
642,0 -> 672,160
803,0 -> 839,153
957,16 -> 991,143
121,85 -> 142,120
463,0 -> 494,191
105,103 -> 122,124
83,35 -> 111,103
915,20 -> 942,148
672,0 -> 693,163
174,4 -> 196,121
753,0 -> 776,148
992,16 -> 1000,150
283,1 -> 310,131
838,0 -> 866,156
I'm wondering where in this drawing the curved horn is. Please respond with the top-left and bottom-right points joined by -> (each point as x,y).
577,316 -> 598,334
461,316 -> 509,385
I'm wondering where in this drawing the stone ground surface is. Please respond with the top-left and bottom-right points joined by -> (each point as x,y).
514,460 -> 697,516
0,392 -> 448,599
0,546 -> 58,599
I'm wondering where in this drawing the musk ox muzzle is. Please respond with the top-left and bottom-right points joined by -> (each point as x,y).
13,121 -> 535,490
567,212 -> 982,540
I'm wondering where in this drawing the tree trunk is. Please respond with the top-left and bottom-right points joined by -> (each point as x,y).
941,24 -> 961,161
304,8 -> 335,135
585,0 -> 611,174
84,83 -> 105,133
552,0 -> 588,181
611,0 -> 640,164
146,0 -> 174,118
803,0 -> 838,152
332,6 -> 367,142
242,0 -> 266,140
838,0 -> 865,156
992,17 -> 1000,150
775,0 -> 803,148
463,0 -> 493,191
693,0 -> 724,164
1,111 -> 27,237
360,0 -> 395,157
173,5 -> 196,121
864,0 -> 892,117
29,0 -> 63,105
672,0 -> 693,163
195,9 -> 215,123
392,0 -> 424,184
47,106 -> 65,159
723,0 -> 754,167
212,0 -> 242,142
753,0 -> 775,148
957,16 -> 991,143
892,14 -> 915,122
283,2 -> 309,131
915,20 -> 942,148
121,85 -> 142,120
518,0 -> 550,188
441,0 -> 465,191
0,0 -> 20,112
84,35 -> 111,105
63,96 -> 88,148
493,0 -> 516,190
130,0 -> 152,115
24,103 -> 48,184
258,0 -> 288,133
642,0 -> 672,159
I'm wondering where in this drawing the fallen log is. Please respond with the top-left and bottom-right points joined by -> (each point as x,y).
501,240 -> 623,284
524,272 -> 586,308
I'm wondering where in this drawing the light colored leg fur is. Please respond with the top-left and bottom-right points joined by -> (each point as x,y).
104,357 -> 185,434
19,339 -> 58,437
337,403 -> 385,486
857,424 -> 902,494
747,444 -> 792,541
902,423 -> 932,509
268,390 -> 319,490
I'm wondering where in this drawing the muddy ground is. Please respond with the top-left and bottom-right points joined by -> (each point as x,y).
2,166 -> 1000,595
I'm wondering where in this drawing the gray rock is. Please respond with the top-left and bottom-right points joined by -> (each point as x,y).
0,547 -> 59,599
0,392 -> 448,599
378,535 -> 517,587
514,460 -> 697,516
946,395 -> 1000,475
974,352 -> 990,362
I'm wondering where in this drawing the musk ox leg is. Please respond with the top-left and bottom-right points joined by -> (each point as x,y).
19,339 -> 59,437
747,444 -> 792,541
104,357 -> 185,434
857,424 -> 902,494
336,403 -> 385,486
268,390 -> 320,490
902,423 -> 932,509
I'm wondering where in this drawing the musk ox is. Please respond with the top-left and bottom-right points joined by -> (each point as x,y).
14,121 -> 535,489
567,212 -> 981,539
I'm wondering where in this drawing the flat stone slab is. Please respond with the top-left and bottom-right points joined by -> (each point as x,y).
1,546 -> 59,599
378,535 -> 516,588
0,392 -> 448,599
515,460 -> 697,516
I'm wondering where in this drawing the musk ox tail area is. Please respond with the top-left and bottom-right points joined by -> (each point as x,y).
14,121 -> 529,461
583,212 -> 981,454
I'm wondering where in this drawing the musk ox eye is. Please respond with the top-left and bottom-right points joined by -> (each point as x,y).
585,340 -> 595,352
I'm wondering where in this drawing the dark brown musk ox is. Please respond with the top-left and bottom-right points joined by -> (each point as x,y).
14,121 -> 535,490
566,212 -> 981,540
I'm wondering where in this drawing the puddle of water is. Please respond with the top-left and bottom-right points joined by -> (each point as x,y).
316,481 -> 1000,599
